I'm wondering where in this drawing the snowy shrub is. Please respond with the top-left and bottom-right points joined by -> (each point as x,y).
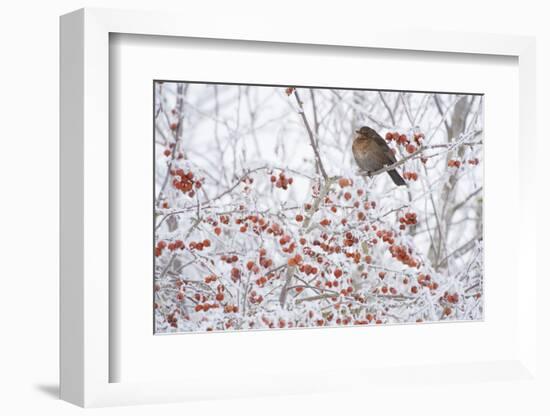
154,82 -> 483,333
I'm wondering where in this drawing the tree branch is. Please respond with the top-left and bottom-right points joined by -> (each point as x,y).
293,89 -> 328,180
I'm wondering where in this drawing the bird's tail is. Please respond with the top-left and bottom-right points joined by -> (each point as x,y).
388,169 -> 406,186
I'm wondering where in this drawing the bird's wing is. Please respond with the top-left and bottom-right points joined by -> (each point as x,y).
371,130 -> 397,164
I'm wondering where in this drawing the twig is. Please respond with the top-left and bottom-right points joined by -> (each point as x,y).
378,91 -> 396,126
293,89 -> 328,179
358,146 -> 423,177
399,93 -> 415,126
450,187 -> 483,217
436,235 -> 482,270
295,293 -> 337,304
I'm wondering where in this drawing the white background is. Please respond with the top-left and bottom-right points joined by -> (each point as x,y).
0,1 -> 548,415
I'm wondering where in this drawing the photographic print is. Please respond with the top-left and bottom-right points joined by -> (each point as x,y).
154,82 -> 483,334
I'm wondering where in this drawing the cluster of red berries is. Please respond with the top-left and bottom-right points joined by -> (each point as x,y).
255,275 -> 270,287
417,273 -> 439,290
306,239 -> 340,259
166,310 -> 179,328
220,254 -> 239,264
204,275 -> 217,284
385,131 -> 424,153
246,260 -> 261,274
298,263 -> 319,276
386,132 -> 406,143
230,267 -> 241,283
343,231 -> 359,247
278,319 -> 290,328
192,292 -> 206,303
376,229 -> 396,245
386,131 -> 424,144
215,285 -> 225,302
270,171 -> 294,190
287,254 -> 303,267
325,280 -> 340,289
389,244 -> 418,268
170,168 -> 202,197
338,178 -> 352,188
258,248 -> 274,269
360,201 -> 376,211
403,171 -> 418,181
155,240 -> 167,257
204,216 -> 223,236
344,250 -> 362,264
168,240 -> 185,250
234,214 -> 269,235
320,218 -> 331,227
339,286 -> 354,296
442,291 -> 459,304
285,87 -> 296,96
399,212 -> 418,228
241,175 -> 254,192
188,239 -> 211,251
224,305 -> 239,313
155,239 -> 185,256
266,221 -> 284,237
279,235 -> 297,254
261,316 -> 298,329
248,290 -> 264,305
194,303 -> 220,312
448,158 -> 479,168
163,142 -> 185,159
379,286 -> 398,295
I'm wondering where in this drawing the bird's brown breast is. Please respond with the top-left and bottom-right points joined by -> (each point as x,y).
352,136 -> 387,171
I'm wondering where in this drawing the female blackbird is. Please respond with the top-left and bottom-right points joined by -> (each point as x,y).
352,126 -> 406,186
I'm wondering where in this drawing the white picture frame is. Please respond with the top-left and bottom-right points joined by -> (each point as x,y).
60,7 -> 540,408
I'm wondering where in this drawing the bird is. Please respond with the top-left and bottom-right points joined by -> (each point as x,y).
352,126 -> 406,186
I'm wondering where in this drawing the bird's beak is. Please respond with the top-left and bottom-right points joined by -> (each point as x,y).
355,130 -> 360,134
